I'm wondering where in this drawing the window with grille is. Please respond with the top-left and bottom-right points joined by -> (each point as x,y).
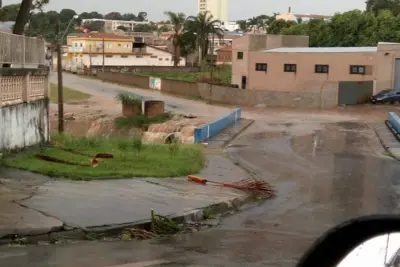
284,64 -> 297,72
315,64 -> 329,73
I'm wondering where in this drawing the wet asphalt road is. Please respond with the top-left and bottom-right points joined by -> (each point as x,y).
1,121 -> 399,267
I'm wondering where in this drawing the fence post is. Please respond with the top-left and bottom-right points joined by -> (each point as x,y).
44,74 -> 49,99
22,73 -> 30,102
22,36 -> 25,68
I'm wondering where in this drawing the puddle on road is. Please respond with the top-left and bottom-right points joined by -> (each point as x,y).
227,121 -> 400,235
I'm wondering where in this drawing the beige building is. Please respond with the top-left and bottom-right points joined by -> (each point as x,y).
232,34 -> 400,104
198,0 -> 228,22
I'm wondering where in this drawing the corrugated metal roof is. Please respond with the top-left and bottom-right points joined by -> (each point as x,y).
264,47 -> 378,53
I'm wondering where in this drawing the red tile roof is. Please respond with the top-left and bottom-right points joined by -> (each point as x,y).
216,46 -> 232,52
72,32 -> 133,39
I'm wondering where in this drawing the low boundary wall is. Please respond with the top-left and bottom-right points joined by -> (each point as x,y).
96,72 -> 339,108
194,108 -> 241,144
0,98 -> 50,151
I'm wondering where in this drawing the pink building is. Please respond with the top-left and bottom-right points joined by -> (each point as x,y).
232,34 -> 400,104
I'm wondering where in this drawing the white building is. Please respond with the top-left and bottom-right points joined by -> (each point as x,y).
198,0 -> 228,23
64,45 -> 185,70
80,19 -> 149,32
276,7 -> 332,23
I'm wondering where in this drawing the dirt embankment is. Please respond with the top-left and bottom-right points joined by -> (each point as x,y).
49,94 -> 210,143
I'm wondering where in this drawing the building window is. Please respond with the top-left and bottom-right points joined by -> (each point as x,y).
106,43 -> 112,48
79,43 -> 83,47
284,64 -> 297,73
118,44 -> 121,48
105,55 -> 113,58
237,52 -> 243,59
121,55 -> 128,58
136,56 -> 143,58
315,64 -> 329,73
158,58 -> 162,61
255,63 -> 267,71
350,65 -> 366,74
165,58 -> 169,60
151,56 -> 158,58
124,44 -> 130,48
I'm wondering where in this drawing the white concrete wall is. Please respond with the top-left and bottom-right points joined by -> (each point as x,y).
0,99 -> 50,151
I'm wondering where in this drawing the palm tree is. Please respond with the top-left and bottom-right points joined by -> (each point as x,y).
185,11 -> 224,65
164,11 -> 186,67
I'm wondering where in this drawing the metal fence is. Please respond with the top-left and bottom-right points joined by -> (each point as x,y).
0,31 -> 45,66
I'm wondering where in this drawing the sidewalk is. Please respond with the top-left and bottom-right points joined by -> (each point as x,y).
0,120 -> 255,238
374,122 -> 400,160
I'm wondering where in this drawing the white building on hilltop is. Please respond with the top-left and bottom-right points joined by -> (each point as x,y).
198,0 -> 228,22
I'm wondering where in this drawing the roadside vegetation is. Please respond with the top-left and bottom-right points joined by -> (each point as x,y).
139,65 -> 232,84
115,113 -> 172,128
49,83 -> 91,103
2,134 -> 204,180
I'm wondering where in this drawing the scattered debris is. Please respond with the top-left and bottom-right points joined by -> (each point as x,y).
36,143 -> 114,168
188,175 -> 275,197
151,209 -> 182,235
184,113 -> 197,119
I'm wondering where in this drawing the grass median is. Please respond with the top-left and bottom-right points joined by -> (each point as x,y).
49,83 -> 91,103
2,134 -> 204,180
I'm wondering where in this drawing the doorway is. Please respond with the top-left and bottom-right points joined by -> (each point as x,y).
241,76 -> 247,89
394,59 -> 400,89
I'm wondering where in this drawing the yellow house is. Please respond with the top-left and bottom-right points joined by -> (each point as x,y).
66,32 -> 148,56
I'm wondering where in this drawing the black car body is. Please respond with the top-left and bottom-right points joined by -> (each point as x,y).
371,89 -> 400,104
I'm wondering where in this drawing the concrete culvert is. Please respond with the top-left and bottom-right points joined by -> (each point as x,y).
164,133 -> 178,144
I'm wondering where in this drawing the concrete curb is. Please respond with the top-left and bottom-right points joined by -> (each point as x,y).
0,193 -> 258,244
206,119 -> 255,149
373,122 -> 400,161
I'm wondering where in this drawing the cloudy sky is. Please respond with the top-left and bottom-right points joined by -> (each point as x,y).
5,0 -> 367,21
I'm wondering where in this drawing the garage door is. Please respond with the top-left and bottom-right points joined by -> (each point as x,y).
338,81 -> 374,105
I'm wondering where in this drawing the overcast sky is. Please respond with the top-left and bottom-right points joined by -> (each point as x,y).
4,0 -> 367,21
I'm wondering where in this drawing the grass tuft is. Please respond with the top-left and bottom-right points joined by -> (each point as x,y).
115,92 -> 142,105
50,83 -> 91,103
115,113 -> 172,128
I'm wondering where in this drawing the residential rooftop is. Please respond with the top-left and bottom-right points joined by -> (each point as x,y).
264,47 -> 378,53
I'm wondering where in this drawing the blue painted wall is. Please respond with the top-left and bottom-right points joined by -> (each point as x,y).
194,108 -> 241,144
388,112 -> 400,134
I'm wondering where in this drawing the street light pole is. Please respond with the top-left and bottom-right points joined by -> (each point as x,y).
56,14 -> 79,133
56,19 -> 64,133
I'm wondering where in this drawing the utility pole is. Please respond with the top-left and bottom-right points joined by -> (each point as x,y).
102,38 -> 105,72
210,33 -> 215,81
89,44 -> 92,75
56,19 -> 64,133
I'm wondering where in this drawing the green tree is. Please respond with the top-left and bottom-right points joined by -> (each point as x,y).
13,0 -> 49,34
268,19 -> 295,34
185,11 -> 223,64
104,12 -> 123,20
164,11 -> 186,67
366,0 -> 400,16
0,4 -> 20,21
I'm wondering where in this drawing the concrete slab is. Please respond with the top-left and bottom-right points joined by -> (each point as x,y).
0,184 -> 63,238
15,154 -> 249,230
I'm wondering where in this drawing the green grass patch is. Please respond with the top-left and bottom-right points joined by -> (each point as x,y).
2,134 -> 204,180
115,113 -> 172,128
50,83 -> 91,103
139,65 -> 232,84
